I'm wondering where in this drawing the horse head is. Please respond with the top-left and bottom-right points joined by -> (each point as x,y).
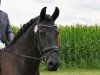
34,7 -> 60,71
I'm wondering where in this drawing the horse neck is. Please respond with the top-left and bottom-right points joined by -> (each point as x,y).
21,29 -> 41,75
12,26 -> 40,75
12,25 -> 38,56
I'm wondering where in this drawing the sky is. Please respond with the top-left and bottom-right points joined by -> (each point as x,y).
1,0 -> 100,27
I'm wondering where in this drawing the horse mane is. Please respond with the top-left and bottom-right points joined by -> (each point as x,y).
9,17 -> 39,46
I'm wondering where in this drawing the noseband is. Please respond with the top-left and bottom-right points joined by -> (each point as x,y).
42,46 -> 58,61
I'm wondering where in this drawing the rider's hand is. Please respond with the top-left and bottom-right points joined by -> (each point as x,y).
0,41 -> 5,49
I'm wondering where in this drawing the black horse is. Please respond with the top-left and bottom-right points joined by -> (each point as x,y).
0,7 -> 60,75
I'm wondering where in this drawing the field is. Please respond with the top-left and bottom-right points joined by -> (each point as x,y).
58,25 -> 100,69
41,69 -> 100,75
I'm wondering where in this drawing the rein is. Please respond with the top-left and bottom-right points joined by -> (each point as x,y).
0,48 -> 42,60
0,46 -> 58,61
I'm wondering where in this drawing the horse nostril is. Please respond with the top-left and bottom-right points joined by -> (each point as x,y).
48,61 -> 60,67
48,61 -> 54,67
47,61 -> 60,71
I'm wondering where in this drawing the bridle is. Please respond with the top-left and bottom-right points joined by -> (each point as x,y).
0,25 -> 59,61
41,46 -> 59,61
35,25 -> 59,61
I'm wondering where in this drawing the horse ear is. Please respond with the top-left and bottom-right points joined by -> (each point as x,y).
52,7 -> 59,21
40,7 -> 47,21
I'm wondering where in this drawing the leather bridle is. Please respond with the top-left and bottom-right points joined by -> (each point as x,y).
36,25 -> 59,61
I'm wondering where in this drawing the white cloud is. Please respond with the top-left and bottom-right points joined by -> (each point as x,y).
1,0 -> 100,27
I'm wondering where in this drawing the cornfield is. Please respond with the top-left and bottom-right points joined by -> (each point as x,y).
59,25 -> 100,69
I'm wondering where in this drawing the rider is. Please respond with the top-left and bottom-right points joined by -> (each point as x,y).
0,0 -> 14,48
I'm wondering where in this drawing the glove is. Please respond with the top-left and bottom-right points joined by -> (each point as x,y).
0,41 -> 6,49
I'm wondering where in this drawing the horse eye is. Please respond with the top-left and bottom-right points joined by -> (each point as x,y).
40,32 -> 45,38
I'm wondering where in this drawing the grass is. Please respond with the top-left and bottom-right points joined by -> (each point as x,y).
40,69 -> 100,75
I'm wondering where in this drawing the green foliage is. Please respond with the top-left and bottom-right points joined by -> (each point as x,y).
59,25 -> 100,69
11,26 -> 19,35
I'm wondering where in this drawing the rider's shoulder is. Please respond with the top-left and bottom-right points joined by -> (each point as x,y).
0,10 -> 8,16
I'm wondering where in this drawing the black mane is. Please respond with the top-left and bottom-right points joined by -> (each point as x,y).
9,17 -> 39,46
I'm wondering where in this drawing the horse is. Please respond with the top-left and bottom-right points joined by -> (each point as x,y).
0,7 -> 60,75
